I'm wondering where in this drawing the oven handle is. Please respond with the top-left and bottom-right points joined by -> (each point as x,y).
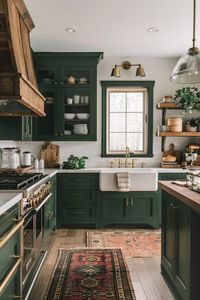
0,257 -> 21,294
0,219 -> 23,249
34,192 -> 52,212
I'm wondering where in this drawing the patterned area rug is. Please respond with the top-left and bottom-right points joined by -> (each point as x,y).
86,229 -> 161,258
43,248 -> 136,300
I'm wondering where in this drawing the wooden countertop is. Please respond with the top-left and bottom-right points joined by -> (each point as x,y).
159,181 -> 200,214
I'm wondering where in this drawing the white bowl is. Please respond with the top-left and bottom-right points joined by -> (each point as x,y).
64,113 -> 75,120
64,130 -> 72,135
76,113 -> 89,120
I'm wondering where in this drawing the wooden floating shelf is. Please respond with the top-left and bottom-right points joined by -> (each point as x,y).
157,102 -> 181,109
157,132 -> 200,137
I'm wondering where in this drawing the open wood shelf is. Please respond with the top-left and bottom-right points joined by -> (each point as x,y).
157,132 -> 200,137
157,102 -> 180,109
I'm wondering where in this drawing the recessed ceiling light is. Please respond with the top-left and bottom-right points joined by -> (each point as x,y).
147,27 -> 159,33
65,27 -> 76,33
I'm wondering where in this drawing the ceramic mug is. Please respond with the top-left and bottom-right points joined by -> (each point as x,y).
66,98 -> 73,105
74,95 -> 80,104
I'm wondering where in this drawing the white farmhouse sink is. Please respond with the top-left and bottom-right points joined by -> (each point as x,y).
99,168 -> 158,191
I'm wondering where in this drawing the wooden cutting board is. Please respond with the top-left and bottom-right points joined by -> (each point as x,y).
40,142 -> 59,168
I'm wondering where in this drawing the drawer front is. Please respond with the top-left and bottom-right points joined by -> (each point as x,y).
60,205 -> 95,223
0,205 -> 19,237
0,267 -> 20,300
158,173 -> 186,180
58,173 -> 99,186
62,188 -> 94,203
0,230 -> 20,283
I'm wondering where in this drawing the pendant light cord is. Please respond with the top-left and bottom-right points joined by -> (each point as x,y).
193,0 -> 196,48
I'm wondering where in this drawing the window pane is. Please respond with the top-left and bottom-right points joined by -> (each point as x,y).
127,133 -> 143,151
127,93 -> 143,112
110,93 -> 126,112
110,133 -> 126,151
127,113 -> 143,132
110,113 -> 125,132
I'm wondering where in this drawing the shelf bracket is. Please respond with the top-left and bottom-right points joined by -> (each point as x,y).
161,136 -> 166,152
162,108 -> 166,125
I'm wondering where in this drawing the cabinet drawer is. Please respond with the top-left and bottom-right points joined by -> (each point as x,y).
158,173 -> 186,180
0,205 -> 19,237
58,173 -> 98,186
60,205 -> 95,222
60,188 -> 95,204
0,230 -> 20,285
0,267 -> 20,300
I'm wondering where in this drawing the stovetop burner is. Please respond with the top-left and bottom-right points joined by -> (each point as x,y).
0,173 -> 45,190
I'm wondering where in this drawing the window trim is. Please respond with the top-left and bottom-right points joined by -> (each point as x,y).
101,81 -> 155,158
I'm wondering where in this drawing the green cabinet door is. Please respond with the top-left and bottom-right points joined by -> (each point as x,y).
161,191 -> 190,300
33,52 -> 103,141
0,116 -> 32,141
57,173 -> 98,228
98,191 -> 160,228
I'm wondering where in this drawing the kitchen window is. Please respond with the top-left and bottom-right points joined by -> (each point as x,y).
101,81 -> 154,157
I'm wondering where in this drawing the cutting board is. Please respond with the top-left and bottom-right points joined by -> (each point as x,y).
40,142 -> 59,168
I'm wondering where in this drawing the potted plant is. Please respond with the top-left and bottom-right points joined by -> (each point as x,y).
173,87 -> 200,114
185,118 -> 198,132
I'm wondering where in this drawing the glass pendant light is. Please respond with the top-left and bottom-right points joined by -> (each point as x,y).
170,0 -> 200,83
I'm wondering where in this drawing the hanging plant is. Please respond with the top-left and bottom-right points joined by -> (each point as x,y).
173,87 -> 200,114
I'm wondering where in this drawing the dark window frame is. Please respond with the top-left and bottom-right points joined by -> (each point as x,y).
101,80 -> 155,158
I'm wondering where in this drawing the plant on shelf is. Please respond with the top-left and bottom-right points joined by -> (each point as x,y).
185,118 -> 198,132
173,87 -> 200,113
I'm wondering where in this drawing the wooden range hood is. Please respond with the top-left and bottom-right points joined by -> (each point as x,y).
0,0 -> 45,116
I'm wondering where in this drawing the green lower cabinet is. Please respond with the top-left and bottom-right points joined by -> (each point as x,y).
57,173 -> 98,228
158,173 -> 187,181
97,191 -> 160,228
161,191 -> 191,300
0,268 -> 21,300
0,205 -> 22,300
44,175 -> 57,240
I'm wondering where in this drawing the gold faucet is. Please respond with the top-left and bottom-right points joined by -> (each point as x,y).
125,146 -> 130,168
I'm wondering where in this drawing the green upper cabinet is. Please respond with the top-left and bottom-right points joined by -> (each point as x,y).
33,52 -> 103,141
0,116 -> 32,141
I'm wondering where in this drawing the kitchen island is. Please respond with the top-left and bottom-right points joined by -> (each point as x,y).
159,181 -> 200,300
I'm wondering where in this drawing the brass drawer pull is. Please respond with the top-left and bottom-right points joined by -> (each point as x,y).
0,219 -> 23,249
0,257 -> 21,293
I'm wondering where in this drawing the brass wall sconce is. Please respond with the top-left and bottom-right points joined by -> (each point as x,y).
111,61 -> 145,77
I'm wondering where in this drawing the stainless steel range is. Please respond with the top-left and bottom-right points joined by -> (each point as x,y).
0,172 -> 52,299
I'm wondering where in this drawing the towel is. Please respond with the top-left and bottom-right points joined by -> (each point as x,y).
116,172 -> 130,192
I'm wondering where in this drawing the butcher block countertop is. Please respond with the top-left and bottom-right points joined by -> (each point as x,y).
159,181 -> 200,214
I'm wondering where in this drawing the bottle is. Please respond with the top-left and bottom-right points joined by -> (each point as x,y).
39,159 -> 44,169
34,158 -> 38,169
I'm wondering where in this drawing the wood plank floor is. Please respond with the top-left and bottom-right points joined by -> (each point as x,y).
28,229 -> 175,300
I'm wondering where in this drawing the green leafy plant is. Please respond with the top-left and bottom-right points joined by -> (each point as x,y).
62,155 -> 88,169
186,118 -> 198,127
173,87 -> 200,113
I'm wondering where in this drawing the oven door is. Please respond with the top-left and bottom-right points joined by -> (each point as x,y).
22,210 -> 36,284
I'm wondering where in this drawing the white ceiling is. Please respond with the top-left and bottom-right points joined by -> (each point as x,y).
24,0 -> 199,58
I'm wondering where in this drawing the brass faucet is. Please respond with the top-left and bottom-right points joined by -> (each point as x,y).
125,146 -> 130,168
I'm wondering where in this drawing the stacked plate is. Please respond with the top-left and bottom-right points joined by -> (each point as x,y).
73,124 -> 88,135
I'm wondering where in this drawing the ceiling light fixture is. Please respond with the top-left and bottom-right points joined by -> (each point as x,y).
65,27 -> 76,33
111,61 -> 145,77
147,27 -> 159,33
170,0 -> 200,83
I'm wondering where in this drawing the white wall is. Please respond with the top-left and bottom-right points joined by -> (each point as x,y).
12,56 -> 200,167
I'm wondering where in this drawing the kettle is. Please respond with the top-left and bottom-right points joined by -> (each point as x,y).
22,151 -> 34,167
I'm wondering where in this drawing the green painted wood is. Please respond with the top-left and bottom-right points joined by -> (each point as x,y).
98,191 -> 160,228
57,173 -> 98,227
161,191 -> 191,300
158,173 -> 187,180
0,268 -> 20,300
100,80 -> 155,158
0,116 -> 32,141
0,205 -> 18,237
33,52 -> 103,141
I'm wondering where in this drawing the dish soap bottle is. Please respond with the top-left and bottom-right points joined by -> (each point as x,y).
39,159 -> 44,169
